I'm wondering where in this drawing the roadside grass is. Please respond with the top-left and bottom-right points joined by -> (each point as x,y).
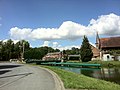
42,65 -> 120,90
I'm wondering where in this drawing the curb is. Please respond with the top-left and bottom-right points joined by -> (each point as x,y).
39,66 -> 65,90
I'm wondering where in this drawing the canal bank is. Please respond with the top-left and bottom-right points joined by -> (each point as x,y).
39,61 -> 120,84
55,66 -> 120,85
42,66 -> 120,90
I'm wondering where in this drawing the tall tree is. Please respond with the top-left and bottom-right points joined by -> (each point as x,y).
80,36 -> 93,62
15,40 -> 30,60
6,39 -> 14,59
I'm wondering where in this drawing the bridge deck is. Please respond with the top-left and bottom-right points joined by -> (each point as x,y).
26,59 -> 101,68
41,62 -> 101,68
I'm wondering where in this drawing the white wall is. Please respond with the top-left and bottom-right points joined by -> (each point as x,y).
103,54 -> 114,61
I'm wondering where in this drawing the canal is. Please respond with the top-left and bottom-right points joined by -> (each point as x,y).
56,66 -> 120,85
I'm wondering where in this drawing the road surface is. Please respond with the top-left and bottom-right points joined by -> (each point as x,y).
0,62 -> 64,90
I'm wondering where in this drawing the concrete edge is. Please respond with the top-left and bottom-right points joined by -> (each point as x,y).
39,66 -> 65,90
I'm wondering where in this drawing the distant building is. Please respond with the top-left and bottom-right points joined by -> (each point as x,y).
95,33 -> 120,61
42,52 -> 63,61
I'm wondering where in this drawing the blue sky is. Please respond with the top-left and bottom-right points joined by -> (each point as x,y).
0,0 -> 120,50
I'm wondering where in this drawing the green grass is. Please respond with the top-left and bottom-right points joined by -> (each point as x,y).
42,65 -> 120,90
66,60 -> 120,67
88,60 -> 120,67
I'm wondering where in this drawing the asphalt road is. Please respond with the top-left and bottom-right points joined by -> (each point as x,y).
0,62 -> 63,90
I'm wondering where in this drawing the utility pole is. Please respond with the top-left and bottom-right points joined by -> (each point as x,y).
22,42 -> 25,62
19,41 -> 25,62
61,51 -> 64,62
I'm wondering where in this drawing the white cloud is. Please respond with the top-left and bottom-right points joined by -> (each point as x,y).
52,42 -> 59,48
9,21 -> 87,40
3,39 -> 8,42
40,41 -> 80,51
89,13 -> 120,35
52,41 -> 80,51
12,39 -> 19,44
10,27 -> 32,40
57,45 -> 80,51
1,39 -> 19,44
42,41 -> 50,46
9,13 -> 120,41
89,42 -> 96,47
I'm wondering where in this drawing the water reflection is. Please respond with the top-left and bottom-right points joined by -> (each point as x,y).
56,66 -> 120,84
99,68 -> 120,84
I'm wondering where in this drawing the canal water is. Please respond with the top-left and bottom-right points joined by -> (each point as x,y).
56,66 -> 120,85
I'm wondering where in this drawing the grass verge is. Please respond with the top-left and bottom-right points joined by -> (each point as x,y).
42,65 -> 120,90
88,60 -> 120,67
67,60 -> 120,68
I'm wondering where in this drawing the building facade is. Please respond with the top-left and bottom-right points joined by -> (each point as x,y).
91,45 -> 100,60
95,34 -> 120,61
42,52 -> 63,61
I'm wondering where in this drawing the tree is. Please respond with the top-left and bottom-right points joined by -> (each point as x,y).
15,40 -> 30,60
24,46 -> 60,59
6,39 -> 14,59
80,36 -> 93,62
54,49 -> 60,52
64,47 -> 80,55
0,39 -> 30,61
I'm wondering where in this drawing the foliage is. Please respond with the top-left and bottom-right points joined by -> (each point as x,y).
64,47 -> 80,55
0,39 -> 61,61
0,39 -> 30,61
80,36 -> 93,62
42,66 -> 120,90
24,46 -> 58,59
108,50 -> 120,55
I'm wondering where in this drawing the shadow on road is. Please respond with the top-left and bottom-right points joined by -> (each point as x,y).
0,65 -> 21,69
0,70 -> 11,75
0,72 -> 33,78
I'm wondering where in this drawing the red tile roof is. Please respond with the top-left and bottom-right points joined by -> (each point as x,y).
100,36 -> 120,48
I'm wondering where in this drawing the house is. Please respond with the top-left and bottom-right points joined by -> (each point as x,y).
42,52 -> 63,61
90,45 -> 100,60
95,33 -> 120,61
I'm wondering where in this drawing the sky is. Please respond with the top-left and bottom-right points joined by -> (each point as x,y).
0,0 -> 120,50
